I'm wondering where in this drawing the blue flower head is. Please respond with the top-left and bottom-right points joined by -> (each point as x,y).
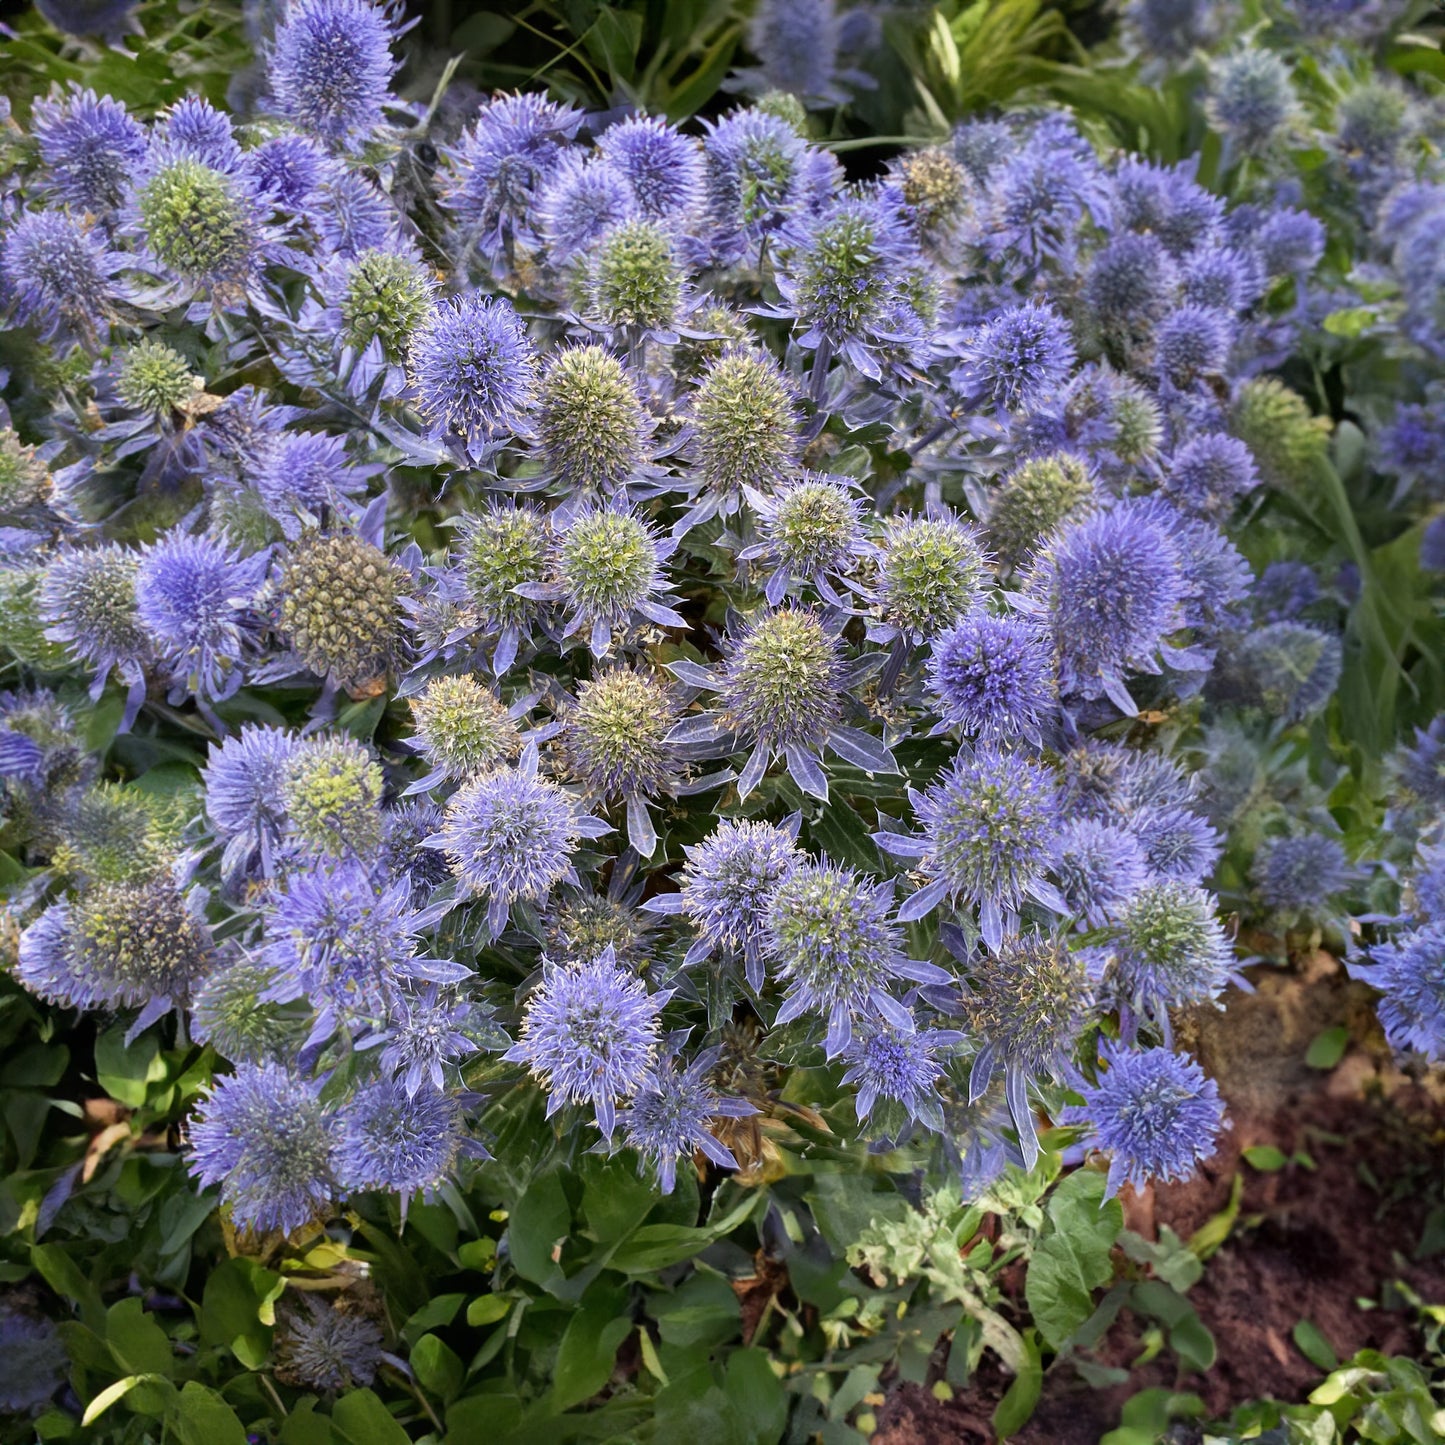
1054,819 -> 1149,927
505,949 -> 665,1137
381,985 -> 481,1096
840,1022 -> 956,1133
927,613 -> 1055,743
1110,156 -> 1223,258
1163,433 -> 1260,517
262,858 -> 436,1034
957,928 -> 1093,1167
440,92 -> 585,259
32,87 -> 147,215
433,749 -> 605,939
1354,924 -> 1445,1061
409,293 -> 539,462
336,1080 -> 466,1198
2,211 -> 120,342
39,544 -> 153,702
889,744 -> 1061,946
274,1294 -> 382,1393
135,532 -> 265,703
268,0 -> 398,150
1181,244 -> 1261,314
620,1048 -> 754,1192
981,119 -> 1108,267
1392,717 -> 1445,815
247,133 -> 327,206
315,167 -> 400,258
1104,879 -> 1236,1037
776,189 -> 929,378
253,430 -> 364,523
163,96 -> 242,170
1123,0 -> 1219,61
1207,47 -> 1297,155
764,860 -> 948,1057
743,0 -> 845,105
1155,304 -> 1233,388
952,301 -> 1075,413
1064,1039 -> 1225,1196
1248,206 -> 1325,279
203,724 -> 304,880
700,108 -> 823,262
187,1061 -> 337,1236
646,817 -> 804,985
16,901 -> 123,1011
1039,500 -> 1186,714
1252,833 -> 1352,915
597,115 -> 705,221
536,152 -> 635,263
1084,232 -> 1177,344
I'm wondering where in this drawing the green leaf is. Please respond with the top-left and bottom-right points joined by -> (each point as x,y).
607,1190 -> 762,1274
550,1286 -> 632,1411
199,1257 -> 284,1369
30,1243 -> 104,1328
579,1153 -> 658,1244
506,1171 -> 572,1285
1293,1319 -> 1339,1372
466,1294 -> 511,1327
1243,1145 -> 1288,1172
991,1329 -> 1042,1439
401,1293 -> 465,1346
724,1348 -> 787,1444
1322,307 -> 1374,338
81,1375 -> 167,1427
649,1270 -> 740,1351
1130,1282 -> 1215,1371
411,1333 -> 465,1403
1305,1027 -> 1350,1070
105,1297 -> 174,1376
279,1398 -> 337,1445
94,1023 -> 163,1110
331,1388 -> 412,1445
170,1382 -> 249,1445
1024,1170 -> 1122,1350
1187,1173 -> 1242,1260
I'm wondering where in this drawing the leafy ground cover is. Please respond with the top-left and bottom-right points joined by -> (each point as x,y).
2,1 -> 1445,1442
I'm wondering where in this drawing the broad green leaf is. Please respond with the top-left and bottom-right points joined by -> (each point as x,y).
81,1374 -> 167,1427
94,1024 -> 164,1110
550,1286 -> 632,1411
506,1171 -> 572,1286
331,1388 -> 412,1445
1024,1170 -> 1122,1350
170,1382 -> 249,1445
1242,1145 -> 1288,1172
411,1333 -> 465,1403
105,1297 -> 174,1376
1293,1319 -> 1339,1372
724,1348 -> 787,1444
199,1257 -> 284,1369
466,1294 -> 511,1327
1305,1027 -> 1350,1070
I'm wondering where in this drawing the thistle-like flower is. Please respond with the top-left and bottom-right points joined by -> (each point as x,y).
1252,834 -> 1352,916
1154,304 -> 1233,388
135,532 -> 266,703
1162,433 -> 1260,518
31,86 -> 147,216
191,956 -> 306,1065
686,349 -> 800,524
1351,924 -> 1445,1062
0,1302 -> 68,1417
276,532 -> 407,690
1064,1040 -> 1225,1196
1206,47 -> 1298,156
988,452 -> 1095,571
535,152 -> 635,263
408,293 -> 539,462
267,0 -> 398,150
579,220 -> 684,333
764,860 -> 949,1056
1229,378 -> 1330,489
1053,818 -> 1149,928
439,93 -> 584,260
39,544 -> 154,709
644,816 -> 805,984
118,339 -> 197,417
619,1047 -> 754,1192
504,948 -> 666,1136
926,613 -> 1055,743
738,473 -> 869,605
273,1295 -> 383,1394
840,1022 -> 958,1132
431,746 -> 609,939
187,1061 -> 338,1236
544,506 -> 685,658
597,115 -> 706,221
1101,879 -> 1237,1039
453,502 -> 550,674
280,735 -> 386,859
1,210 -> 121,342
335,1080 -> 467,1197
561,668 -> 680,855
203,724 -> 303,880
870,512 -> 989,646
956,928 -> 1093,1165
409,673 -> 519,786
131,153 -> 264,293
879,743 -> 1062,945
951,300 -> 1076,413
532,346 -> 648,494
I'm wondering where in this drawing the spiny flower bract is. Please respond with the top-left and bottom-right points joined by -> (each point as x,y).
335,1080 -> 466,1196
620,1049 -> 752,1193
